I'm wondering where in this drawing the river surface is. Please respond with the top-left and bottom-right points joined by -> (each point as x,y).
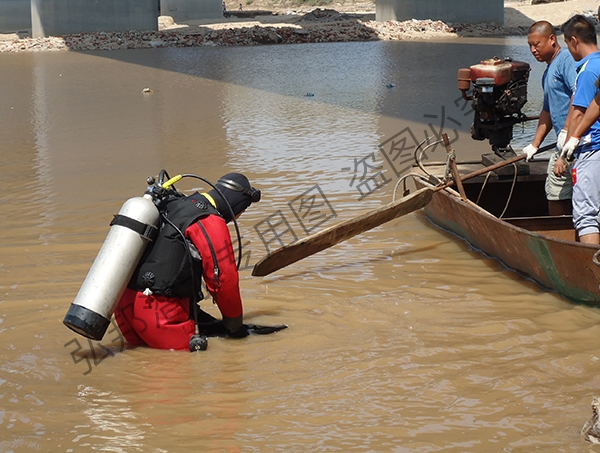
2,37 -> 600,453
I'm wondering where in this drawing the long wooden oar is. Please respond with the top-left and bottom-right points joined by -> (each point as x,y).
252,187 -> 434,276
252,142 -> 555,277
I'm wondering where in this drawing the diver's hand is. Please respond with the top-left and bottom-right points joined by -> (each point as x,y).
228,324 -> 249,338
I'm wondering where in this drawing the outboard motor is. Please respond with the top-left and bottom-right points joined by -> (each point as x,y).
458,57 -> 531,155
63,184 -> 160,341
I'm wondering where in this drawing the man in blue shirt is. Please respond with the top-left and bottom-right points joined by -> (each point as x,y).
555,14 -> 600,244
523,20 -> 576,216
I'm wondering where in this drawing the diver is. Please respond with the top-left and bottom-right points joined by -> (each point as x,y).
114,172 -> 265,351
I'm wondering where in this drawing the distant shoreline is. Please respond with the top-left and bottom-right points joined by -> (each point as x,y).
0,0 -> 597,53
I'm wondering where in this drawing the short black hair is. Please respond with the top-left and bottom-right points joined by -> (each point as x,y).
528,20 -> 555,37
561,14 -> 598,45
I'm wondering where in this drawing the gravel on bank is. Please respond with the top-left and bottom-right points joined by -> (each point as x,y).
0,22 -> 522,53
0,9 -> 595,53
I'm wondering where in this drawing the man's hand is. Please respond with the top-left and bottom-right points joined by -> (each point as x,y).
522,144 -> 538,162
561,136 -> 580,162
557,129 -> 568,151
553,156 -> 568,177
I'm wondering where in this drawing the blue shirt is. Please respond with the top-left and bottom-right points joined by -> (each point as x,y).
542,48 -> 576,136
572,51 -> 600,153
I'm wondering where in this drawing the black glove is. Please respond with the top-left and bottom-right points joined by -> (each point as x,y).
227,324 -> 249,338
246,324 -> 288,335
195,309 -> 287,338
195,308 -> 228,336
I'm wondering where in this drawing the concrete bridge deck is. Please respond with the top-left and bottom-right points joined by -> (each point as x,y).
1,0 -> 503,37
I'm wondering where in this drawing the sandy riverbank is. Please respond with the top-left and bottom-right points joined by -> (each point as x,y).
0,0 -> 597,52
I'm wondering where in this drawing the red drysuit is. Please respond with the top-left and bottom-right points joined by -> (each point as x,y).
114,213 -> 242,351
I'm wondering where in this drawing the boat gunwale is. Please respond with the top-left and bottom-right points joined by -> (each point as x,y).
416,177 -> 598,252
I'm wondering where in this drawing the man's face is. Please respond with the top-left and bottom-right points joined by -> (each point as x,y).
528,32 -> 556,63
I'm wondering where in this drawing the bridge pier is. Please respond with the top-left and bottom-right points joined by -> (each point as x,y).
0,0 -> 222,37
31,0 -> 159,38
161,0 -> 223,23
0,0 -> 31,33
376,0 -> 504,25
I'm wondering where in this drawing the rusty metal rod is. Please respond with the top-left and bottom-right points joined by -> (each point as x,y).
437,141 -> 557,192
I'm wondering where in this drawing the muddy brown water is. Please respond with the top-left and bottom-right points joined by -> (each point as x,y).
1,37 -> 600,452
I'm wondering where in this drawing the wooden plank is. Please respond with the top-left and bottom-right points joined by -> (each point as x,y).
251,187 -> 434,277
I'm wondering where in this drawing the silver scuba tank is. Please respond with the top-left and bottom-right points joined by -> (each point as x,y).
63,193 -> 159,341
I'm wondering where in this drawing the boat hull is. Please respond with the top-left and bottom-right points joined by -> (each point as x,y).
416,180 -> 600,305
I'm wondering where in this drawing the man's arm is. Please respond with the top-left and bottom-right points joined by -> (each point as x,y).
571,92 -> 600,138
557,99 -> 600,171
554,105 -> 586,176
186,216 -> 245,335
531,109 -> 553,147
561,103 -> 574,136
522,110 -> 552,161
566,106 -> 587,139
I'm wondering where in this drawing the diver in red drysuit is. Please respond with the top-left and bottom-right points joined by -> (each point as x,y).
114,173 -> 260,351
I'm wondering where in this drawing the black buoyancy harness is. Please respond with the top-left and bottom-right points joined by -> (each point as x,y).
128,192 -> 221,299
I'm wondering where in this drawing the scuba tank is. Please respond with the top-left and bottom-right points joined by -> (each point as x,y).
62,171 -> 215,343
63,191 -> 160,341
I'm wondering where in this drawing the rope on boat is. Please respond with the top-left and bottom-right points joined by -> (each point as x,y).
499,163 -> 518,219
593,249 -> 600,267
473,161 -> 518,218
475,171 -> 492,205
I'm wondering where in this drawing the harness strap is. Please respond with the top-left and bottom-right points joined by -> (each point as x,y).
110,214 -> 158,241
196,220 -> 221,295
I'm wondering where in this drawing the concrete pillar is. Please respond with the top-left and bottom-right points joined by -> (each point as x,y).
0,0 -> 31,33
376,0 -> 504,25
31,0 -> 160,38
161,0 -> 223,23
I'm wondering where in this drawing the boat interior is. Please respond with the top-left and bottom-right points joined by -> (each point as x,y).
415,152 -> 577,243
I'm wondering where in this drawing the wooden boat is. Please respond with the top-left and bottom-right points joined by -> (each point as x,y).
412,153 -> 600,305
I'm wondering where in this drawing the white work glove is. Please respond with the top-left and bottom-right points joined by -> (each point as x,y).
522,144 -> 538,162
561,136 -> 580,162
557,129 -> 568,151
